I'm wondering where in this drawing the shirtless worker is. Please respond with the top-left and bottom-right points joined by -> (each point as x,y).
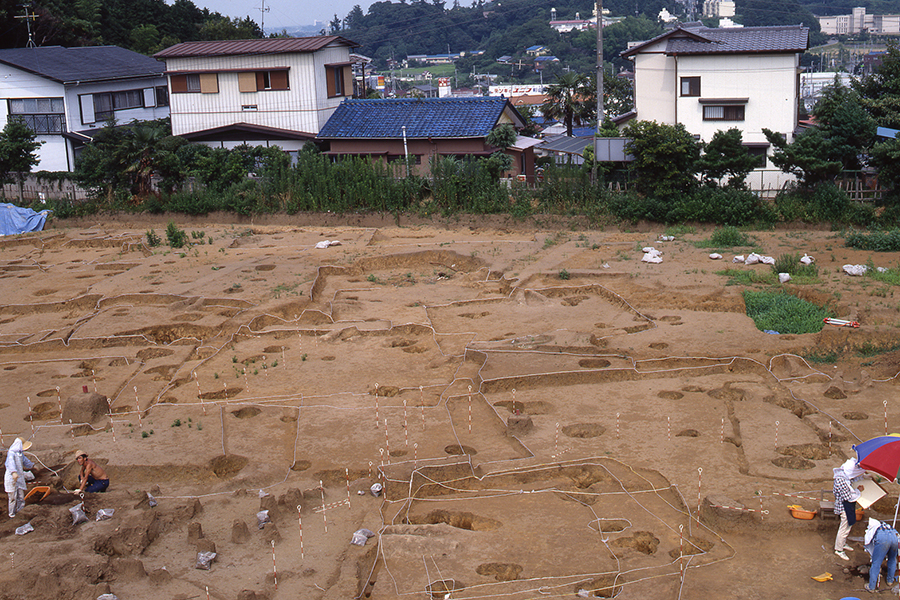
74,450 -> 109,493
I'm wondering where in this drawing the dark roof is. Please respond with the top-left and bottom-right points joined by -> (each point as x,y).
0,46 -> 164,84
317,97 -> 524,139
154,36 -> 358,59
182,122 -> 316,142
621,25 -> 808,58
540,135 -> 592,155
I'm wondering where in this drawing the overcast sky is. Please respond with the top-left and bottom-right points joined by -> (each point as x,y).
197,0 -> 378,31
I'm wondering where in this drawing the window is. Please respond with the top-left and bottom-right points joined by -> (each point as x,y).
681,77 -> 700,97
238,70 -> 289,92
325,64 -> 352,98
93,89 -> 145,120
8,97 -> 66,134
155,86 -> 169,107
744,145 -> 769,168
171,73 -> 217,94
242,105 -> 258,111
703,105 -> 745,121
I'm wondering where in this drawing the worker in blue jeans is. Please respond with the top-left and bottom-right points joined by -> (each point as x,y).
864,518 -> 899,593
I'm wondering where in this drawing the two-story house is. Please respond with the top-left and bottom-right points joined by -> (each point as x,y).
620,25 -> 809,187
153,36 -> 359,154
0,46 -> 169,171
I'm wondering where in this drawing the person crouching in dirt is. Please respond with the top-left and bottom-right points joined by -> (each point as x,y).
5,438 -> 34,518
75,450 -> 109,493
833,458 -> 865,560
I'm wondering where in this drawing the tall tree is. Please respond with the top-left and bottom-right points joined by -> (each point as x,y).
541,72 -> 595,136
696,128 -> 760,188
854,41 -> 900,130
623,120 -> 700,200
0,121 -> 43,204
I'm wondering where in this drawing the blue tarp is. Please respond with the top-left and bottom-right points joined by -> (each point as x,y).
0,203 -> 50,236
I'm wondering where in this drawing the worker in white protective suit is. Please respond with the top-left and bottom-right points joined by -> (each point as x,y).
4,438 -> 34,518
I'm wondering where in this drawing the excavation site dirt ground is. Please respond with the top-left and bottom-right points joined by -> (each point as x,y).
1,213 -> 900,600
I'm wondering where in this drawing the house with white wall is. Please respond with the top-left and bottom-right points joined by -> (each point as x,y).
620,25 -> 809,190
153,36 -> 358,153
0,46 -> 168,172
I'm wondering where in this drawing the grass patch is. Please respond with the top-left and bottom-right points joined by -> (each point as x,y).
772,253 -> 819,279
696,226 -> 754,249
742,290 -> 832,334
801,350 -> 838,364
868,267 -> 900,286
716,268 -> 776,286
845,229 -> 900,252
855,341 -> 900,358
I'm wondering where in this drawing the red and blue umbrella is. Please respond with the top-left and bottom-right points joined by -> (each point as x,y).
854,434 -> 900,482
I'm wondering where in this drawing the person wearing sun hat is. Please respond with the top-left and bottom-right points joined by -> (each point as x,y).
75,450 -> 109,493
833,457 -> 865,560
4,438 -> 34,518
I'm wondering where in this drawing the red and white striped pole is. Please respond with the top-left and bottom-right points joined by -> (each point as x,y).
92,369 -> 97,393
697,467 -> 702,515
721,417 -> 725,443
759,491 -> 764,520
420,386 -> 426,430
667,416 -> 671,442
616,413 -> 620,439
346,467 -> 351,511
885,400 -> 889,436
679,524 -> 684,583
403,399 -> 408,448
56,386 -> 62,422
320,480 -> 327,533
26,396 -> 34,436
468,386 -> 472,433
413,442 -> 418,468
368,461 -> 373,479
384,418 -> 391,463
243,367 -> 249,393
297,505 -> 304,559
829,421 -> 833,450
774,420 -> 779,452
195,373 -> 206,415
134,386 -> 143,429
271,540 -> 277,590
206,585 -> 210,600
374,384 -> 380,429
555,422 -> 560,456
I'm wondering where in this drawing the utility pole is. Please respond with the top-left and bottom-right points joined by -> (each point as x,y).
593,0 -> 604,182
258,0 -> 270,36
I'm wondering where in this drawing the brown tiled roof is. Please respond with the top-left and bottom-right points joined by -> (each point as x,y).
621,25 -> 808,57
154,36 -> 358,59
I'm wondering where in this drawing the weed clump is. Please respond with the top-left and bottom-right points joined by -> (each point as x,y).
742,290 -> 832,334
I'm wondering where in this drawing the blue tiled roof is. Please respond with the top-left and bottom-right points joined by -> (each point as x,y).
318,97 -> 515,139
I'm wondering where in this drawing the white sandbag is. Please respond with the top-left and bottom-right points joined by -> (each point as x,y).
96,508 -> 115,521
70,502 -> 88,525
843,264 -> 868,276
641,253 -> 663,263
732,255 -> 745,263
351,528 -> 376,546
15,522 -> 34,535
642,246 -> 658,253
315,240 -> 342,249
745,253 -> 760,265
658,235 -> 674,241
778,273 -> 792,283
195,551 -> 217,570
800,254 -> 815,265
877,267 -> 889,273
759,255 -> 776,265
709,253 -> 722,260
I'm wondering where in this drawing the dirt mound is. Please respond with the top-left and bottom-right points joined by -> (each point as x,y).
779,443 -> 833,460
231,406 -> 261,418
61,392 -> 109,424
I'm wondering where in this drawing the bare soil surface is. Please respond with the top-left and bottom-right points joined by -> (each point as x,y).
1,213 -> 899,600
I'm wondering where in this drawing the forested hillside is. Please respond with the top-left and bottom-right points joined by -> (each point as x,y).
1,0 -> 898,65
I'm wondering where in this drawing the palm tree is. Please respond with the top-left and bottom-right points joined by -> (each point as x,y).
541,72 -> 595,137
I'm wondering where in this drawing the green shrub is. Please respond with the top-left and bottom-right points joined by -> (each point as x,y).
668,186 -> 770,225
559,269 -> 570,280
700,226 -> 753,248
845,229 -> 900,252
166,221 -> 187,248
145,229 -> 161,247
742,290 -> 832,334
